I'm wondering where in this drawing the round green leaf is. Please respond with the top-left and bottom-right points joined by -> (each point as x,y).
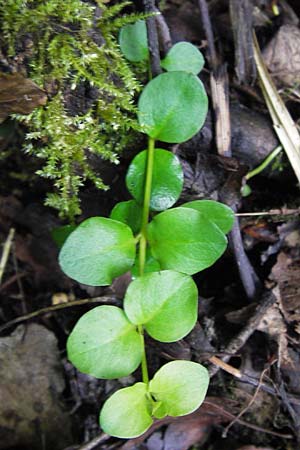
161,42 -> 205,75
67,306 -> 143,379
119,20 -> 149,62
59,217 -> 136,286
148,207 -> 227,274
182,200 -> 235,234
100,382 -> 153,438
126,149 -> 184,211
110,200 -> 142,234
149,360 -> 209,417
124,270 -> 198,342
138,71 -> 208,143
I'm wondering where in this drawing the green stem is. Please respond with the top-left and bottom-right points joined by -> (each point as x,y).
138,136 -> 155,276
245,145 -> 282,181
138,324 -> 149,385
137,136 -> 155,386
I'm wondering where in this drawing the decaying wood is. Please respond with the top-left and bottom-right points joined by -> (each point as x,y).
198,0 -> 260,300
229,0 -> 256,84
210,65 -> 231,157
143,0 -> 162,77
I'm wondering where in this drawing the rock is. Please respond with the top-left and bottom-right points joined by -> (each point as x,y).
230,103 -> 279,169
0,324 -> 72,450
180,103 -> 279,171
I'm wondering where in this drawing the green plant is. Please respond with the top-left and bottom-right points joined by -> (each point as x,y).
59,21 -> 235,438
0,0 -> 148,221
241,144 -> 283,196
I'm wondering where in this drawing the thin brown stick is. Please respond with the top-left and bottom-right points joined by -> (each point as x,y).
236,208 -> 300,216
12,242 -> 27,314
0,296 -> 119,333
154,6 -> 172,55
208,355 -> 300,406
208,289 -> 277,377
222,365 -> 270,437
204,400 -> 293,439
228,217 -> 261,300
143,0 -> 161,77
77,433 -> 110,450
0,271 -> 27,292
209,356 -> 242,378
197,0 -> 218,69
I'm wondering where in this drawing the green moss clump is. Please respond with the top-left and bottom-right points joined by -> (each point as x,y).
0,0 -> 147,221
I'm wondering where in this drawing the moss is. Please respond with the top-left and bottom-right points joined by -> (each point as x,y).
0,0 -> 147,221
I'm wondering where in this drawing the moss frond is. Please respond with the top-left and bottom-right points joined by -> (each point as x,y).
0,0 -> 144,221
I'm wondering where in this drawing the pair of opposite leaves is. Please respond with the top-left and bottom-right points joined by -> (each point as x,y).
67,270 -> 198,379
100,360 -> 209,438
59,199 -> 234,287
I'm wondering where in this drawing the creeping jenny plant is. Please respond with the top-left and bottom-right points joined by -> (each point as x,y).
59,20 -> 235,438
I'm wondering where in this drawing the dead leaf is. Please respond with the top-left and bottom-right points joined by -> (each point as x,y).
52,292 -> 73,305
0,73 -> 47,122
263,25 -> 300,87
271,251 -> 300,323
162,417 -> 210,450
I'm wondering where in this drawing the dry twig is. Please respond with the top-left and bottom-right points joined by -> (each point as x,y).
77,433 -> 110,450
0,228 -> 15,285
208,289 -> 277,376
0,296 -> 119,333
143,0 -> 161,77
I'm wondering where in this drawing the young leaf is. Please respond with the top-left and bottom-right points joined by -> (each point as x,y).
161,42 -> 205,75
119,20 -> 149,62
182,200 -> 235,234
148,207 -> 227,274
59,217 -> 136,286
138,71 -> 208,143
67,306 -> 143,379
110,200 -> 142,234
124,270 -> 198,342
100,382 -> 153,438
149,361 -> 209,417
126,149 -> 184,211
51,224 -> 76,248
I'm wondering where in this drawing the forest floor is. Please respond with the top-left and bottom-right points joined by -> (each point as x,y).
1,1 -> 300,450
